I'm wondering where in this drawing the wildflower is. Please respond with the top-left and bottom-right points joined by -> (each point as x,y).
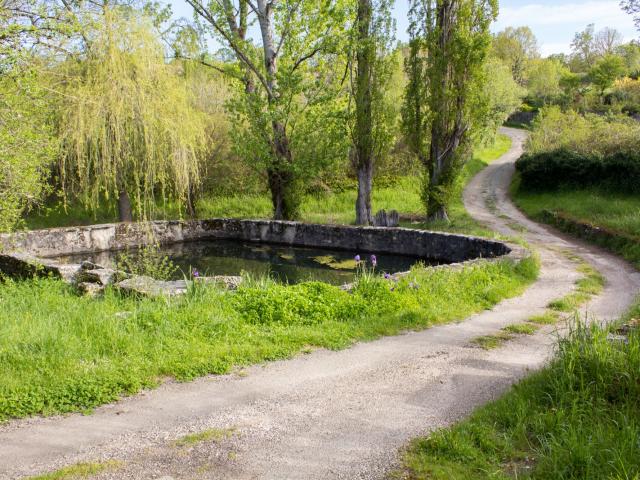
192,268 -> 200,278
384,273 -> 391,280
354,254 -> 361,262
370,254 -> 377,267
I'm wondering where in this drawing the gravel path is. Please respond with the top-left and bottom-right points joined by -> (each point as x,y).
2,128 -> 639,480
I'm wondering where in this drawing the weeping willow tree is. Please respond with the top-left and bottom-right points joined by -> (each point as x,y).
58,8 -> 208,221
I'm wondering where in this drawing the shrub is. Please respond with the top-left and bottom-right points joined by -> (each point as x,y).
516,107 -> 640,193
515,149 -> 640,194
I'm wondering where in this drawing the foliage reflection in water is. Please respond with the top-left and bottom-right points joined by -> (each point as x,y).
55,239 -> 440,285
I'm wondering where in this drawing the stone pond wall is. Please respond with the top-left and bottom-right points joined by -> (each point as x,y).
0,218 -> 513,263
0,219 -> 527,296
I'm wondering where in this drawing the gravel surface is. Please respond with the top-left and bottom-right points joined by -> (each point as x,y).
1,127 -> 639,479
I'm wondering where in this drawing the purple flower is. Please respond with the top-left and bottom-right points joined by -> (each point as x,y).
384,273 -> 391,280
192,268 -> 200,278
354,254 -> 361,262
370,254 -> 377,267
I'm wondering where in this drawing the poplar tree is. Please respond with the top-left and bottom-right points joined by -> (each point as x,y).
351,0 -> 394,225
403,0 -> 497,221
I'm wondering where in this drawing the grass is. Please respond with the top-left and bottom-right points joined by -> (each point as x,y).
0,255 -> 538,422
502,322 -> 539,335
528,311 -> 560,325
174,428 -> 235,447
470,332 -> 513,350
28,461 -> 120,480
23,135 -> 512,237
512,183 -> 640,268
548,257 -> 605,313
397,299 -> 640,480
471,323 -> 539,350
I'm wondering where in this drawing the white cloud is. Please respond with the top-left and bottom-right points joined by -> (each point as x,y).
497,2 -> 627,27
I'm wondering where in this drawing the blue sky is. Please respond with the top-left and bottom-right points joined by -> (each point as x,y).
169,0 -> 638,57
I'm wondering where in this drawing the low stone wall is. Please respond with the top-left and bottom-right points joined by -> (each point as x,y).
0,218 -> 513,263
0,219 -> 527,295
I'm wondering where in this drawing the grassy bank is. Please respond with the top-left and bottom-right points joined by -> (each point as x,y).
512,182 -> 640,267
24,135 -> 511,235
0,255 -> 537,422
398,300 -> 640,480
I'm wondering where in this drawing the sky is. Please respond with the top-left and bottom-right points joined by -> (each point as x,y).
169,0 -> 638,57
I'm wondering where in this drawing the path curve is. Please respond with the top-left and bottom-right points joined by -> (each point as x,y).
1,128 -> 639,479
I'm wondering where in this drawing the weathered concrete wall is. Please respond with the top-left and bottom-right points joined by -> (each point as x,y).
0,219 -> 513,263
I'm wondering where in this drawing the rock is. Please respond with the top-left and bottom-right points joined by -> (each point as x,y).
606,333 -> 629,344
77,282 -> 105,297
55,263 -> 83,283
80,260 -> 104,270
77,268 -> 122,286
0,253 -> 81,283
372,209 -> 400,227
116,276 -> 188,297
196,275 -> 243,290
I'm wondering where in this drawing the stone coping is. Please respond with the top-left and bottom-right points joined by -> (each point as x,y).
0,219 -> 529,296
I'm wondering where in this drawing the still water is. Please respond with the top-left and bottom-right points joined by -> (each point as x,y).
55,239 -> 440,285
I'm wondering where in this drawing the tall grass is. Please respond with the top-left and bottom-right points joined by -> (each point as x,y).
0,255 -> 537,421
399,301 -> 640,480
23,135 -> 511,234
512,183 -> 640,268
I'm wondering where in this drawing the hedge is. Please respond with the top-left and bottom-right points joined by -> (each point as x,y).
515,148 -> 640,193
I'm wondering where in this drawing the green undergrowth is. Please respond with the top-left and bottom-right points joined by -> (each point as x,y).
397,299 -> 640,480
471,323 -> 539,351
548,257 -> 605,313
0,255 -> 538,421
28,461 -> 121,480
174,427 -> 235,447
23,135 -> 511,237
512,180 -> 640,268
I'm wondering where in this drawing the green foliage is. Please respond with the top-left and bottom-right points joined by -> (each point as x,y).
526,57 -> 569,105
0,72 -> 56,232
24,134 -> 511,238
116,245 -> 178,281
403,0 -> 498,220
479,58 -> 525,140
58,8 -> 208,220
491,26 -> 539,85
399,313 -> 640,480
589,54 -> 626,95
190,0 -> 353,220
516,107 -> 640,194
516,148 -> 640,194
0,255 -> 537,421
526,107 -> 640,157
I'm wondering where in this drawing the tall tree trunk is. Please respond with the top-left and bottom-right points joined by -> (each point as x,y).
118,190 -> 133,222
355,161 -> 373,224
186,183 -> 198,219
354,0 -> 374,226
268,120 -> 298,220
257,0 -> 298,220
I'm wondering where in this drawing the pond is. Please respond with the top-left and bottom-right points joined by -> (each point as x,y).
53,239 -> 441,285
